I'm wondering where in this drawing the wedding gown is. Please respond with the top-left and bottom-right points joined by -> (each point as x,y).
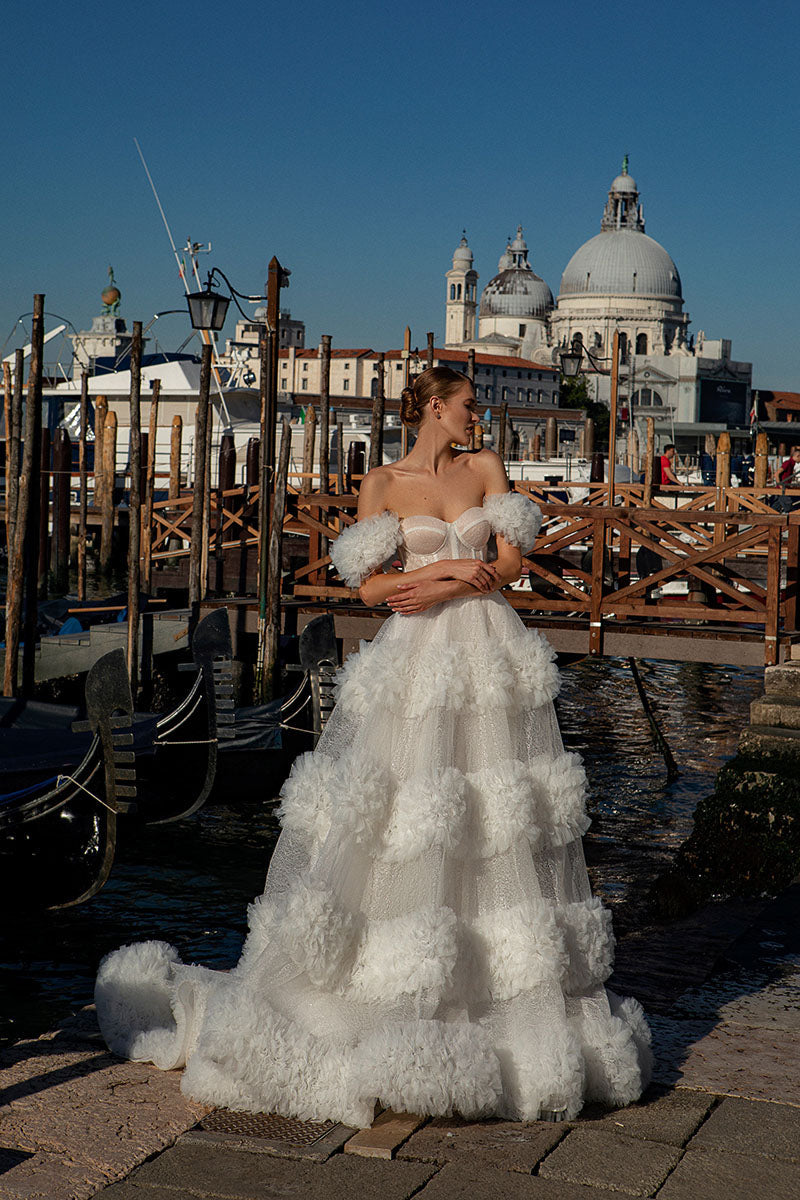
95,491 -> 651,1128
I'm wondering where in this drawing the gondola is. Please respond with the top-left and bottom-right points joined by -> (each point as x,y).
131,607 -> 236,824
0,648 -> 135,909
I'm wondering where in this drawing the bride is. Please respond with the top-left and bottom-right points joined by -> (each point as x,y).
96,366 -> 651,1127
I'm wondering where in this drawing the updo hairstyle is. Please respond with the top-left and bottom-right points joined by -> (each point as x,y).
400,366 -> 472,427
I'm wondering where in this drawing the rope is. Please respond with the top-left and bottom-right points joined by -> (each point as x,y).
153,737 -> 219,746
56,773 -> 117,813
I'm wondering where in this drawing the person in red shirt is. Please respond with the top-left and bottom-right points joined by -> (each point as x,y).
777,447 -> 800,485
660,443 -> 680,486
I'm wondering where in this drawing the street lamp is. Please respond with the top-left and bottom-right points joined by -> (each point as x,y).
558,332 -> 623,507
185,266 -> 290,332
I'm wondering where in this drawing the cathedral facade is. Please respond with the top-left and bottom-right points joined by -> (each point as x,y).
445,162 -> 752,431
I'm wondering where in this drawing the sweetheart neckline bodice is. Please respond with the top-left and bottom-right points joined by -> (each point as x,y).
398,505 -> 486,527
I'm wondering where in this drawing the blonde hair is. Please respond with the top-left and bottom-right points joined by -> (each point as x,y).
400,366 -> 472,426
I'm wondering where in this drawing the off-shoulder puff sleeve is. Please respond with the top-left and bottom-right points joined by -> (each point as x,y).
483,491 -> 542,554
329,511 -> 402,587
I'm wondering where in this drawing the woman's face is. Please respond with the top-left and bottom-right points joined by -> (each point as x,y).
433,382 -> 479,445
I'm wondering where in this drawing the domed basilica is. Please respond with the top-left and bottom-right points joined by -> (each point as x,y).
445,161 -> 751,429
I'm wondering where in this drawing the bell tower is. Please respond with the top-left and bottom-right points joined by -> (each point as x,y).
445,234 -> 478,347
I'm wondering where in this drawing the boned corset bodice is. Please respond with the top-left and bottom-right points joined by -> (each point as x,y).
400,507 -> 492,569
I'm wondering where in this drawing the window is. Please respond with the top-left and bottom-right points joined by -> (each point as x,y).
527,389 -> 534,403
636,333 -> 648,355
343,378 -> 349,391
396,363 -> 402,370
537,373 -> 542,380
303,362 -> 308,371
518,324 -> 527,337
344,362 -> 350,370
619,332 -> 629,363
502,386 -> 509,401
281,378 -> 287,389
450,284 -> 455,300
537,390 -> 543,404
502,369 -> 507,377
456,284 -> 462,299
486,386 -> 493,401
301,379 -> 308,390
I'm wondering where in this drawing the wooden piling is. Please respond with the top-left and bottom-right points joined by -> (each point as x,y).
643,418 -> 655,506
714,432 -> 731,548
99,411 -> 117,573
532,432 -> 541,461
246,436 -> 259,487
215,431 -> 235,591
38,428 -> 51,599
498,402 -> 509,461
627,429 -> 640,475
426,332 -> 434,369
369,354 -> 384,471
169,414 -> 182,498
126,322 -> 143,696
188,344 -> 212,611
584,417 -> 595,460
754,430 -> 769,488
9,351 -> 23,546
141,379 -> 160,594
3,348 -> 31,696
545,416 -> 557,460
94,396 -> 107,491
52,427 -> 71,592
467,348 -> 475,383
336,419 -> 345,494
21,295 -> 45,696
302,405 -> 317,484
319,334 -> 331,493
264,419 -> 292,701
77,371 -> 89,601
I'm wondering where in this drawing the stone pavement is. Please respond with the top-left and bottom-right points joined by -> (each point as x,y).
1,884 -> 799,1200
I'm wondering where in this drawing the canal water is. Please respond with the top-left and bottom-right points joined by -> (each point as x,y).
0,657 -> 763,1047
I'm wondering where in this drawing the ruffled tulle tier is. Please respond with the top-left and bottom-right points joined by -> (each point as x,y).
95,592 -> 651,1126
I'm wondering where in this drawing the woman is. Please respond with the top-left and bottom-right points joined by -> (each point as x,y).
96,367 -> 651,1127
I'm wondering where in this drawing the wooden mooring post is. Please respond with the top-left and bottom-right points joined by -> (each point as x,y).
141,379 -> 160,594
2,346 -> 30,696
3,353 -> 22,558
38,427 -> 51,598
77,371 -> 89,601
643,417 -> 655,506
263,419 -> 292,700
318,333 -> 332,566
188,343 -> 212,612
169,414 -> 182,498
754,430 -> 769,488
369,355 -> 384,470
126,322 -> 143,696
426,331 -> 435,369
52,427 -> 71,593
498,402 -> 509,462
99,410 -> 117,573
21,295 -> 45,696
302,404 -> 317,482
336,419 -> 345,495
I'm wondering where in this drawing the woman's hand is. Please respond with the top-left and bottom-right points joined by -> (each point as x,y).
436,559 -> 501,591
386,579 -> 459,614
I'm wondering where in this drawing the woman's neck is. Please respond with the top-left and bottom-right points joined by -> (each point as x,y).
404,425 -> 457,475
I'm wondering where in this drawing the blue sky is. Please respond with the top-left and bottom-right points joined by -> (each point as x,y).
3,0 -> 799,388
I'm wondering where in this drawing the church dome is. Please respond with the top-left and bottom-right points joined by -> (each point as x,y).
559,230 -> 682,299
452,234 -> 473,265
479,226 -> 554,319
557,161 -> 682,301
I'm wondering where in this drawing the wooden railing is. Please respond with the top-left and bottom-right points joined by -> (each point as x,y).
145,481 -> 800,665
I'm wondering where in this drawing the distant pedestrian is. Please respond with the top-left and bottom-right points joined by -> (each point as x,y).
660,443 -> 680,486
777,447 -> 800,486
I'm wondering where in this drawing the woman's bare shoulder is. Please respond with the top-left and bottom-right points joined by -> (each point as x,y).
466,448 -> 510,492
357,465 -> 396,517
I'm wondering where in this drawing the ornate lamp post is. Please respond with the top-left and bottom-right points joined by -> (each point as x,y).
559,330 -> 622,507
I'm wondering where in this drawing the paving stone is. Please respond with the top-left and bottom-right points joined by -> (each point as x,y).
657,1146 -> 800,1200
412,1160 -> 621,1198
397,1115 -> 565,1172
688,1096 -> 800,1162
576,1086 -> 714,1146
763,663 -> 800,700
649,1014 -> 800,1105
126,1140 -> 437,1198
0,1149 -> 110,1200
537,1128 -> 681,1196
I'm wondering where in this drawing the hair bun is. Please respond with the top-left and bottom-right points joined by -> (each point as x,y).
400,384 -> 424,427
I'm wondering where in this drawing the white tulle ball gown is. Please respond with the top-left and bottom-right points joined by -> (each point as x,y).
95,491 -> 651,1128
